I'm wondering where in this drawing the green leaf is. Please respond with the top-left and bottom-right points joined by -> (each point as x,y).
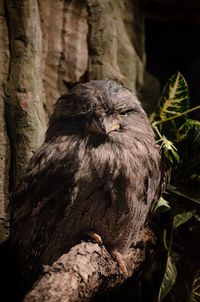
157,135 -> 179,164
190,270 -> 200,302
194,213 -> 200,222
154,197 -> 171,214
188,119 -> 200,129
151,72 -> 200,144
169,147 -> 179,163
182,119 -> 200,129
173,211 -> 195,229
151,71 -> 195,143
149,112 -> 156,124
156,71 -> 189,121
167,185 -> 200,204
158,255 -> 178,302
177,119 -> 200,141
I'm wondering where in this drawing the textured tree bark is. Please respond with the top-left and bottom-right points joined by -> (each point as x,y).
4,0 -> 47,185
23,226 -> 157,302
86,0 -> 160,113
0,0 -> 10,244
38,0 -> 89,114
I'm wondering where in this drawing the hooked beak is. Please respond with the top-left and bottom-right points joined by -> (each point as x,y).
87,117 -> 120,134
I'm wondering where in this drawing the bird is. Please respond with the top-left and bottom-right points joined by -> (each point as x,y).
9,80 -> 169,288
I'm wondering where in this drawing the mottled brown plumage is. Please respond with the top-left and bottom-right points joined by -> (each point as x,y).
9,80 -> 169,286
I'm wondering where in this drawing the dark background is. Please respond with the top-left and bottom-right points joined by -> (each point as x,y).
145,18 -> 200,120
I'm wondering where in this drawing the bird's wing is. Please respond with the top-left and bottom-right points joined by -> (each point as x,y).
9,138 -> 107,286
9,140 -> 79,282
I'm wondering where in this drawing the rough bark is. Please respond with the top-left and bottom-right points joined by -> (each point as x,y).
24,226 -> 157,302
0,1 -> 10,243
38,0 -> 89,115
4,0 -> 47,185
87,0 -> 160,112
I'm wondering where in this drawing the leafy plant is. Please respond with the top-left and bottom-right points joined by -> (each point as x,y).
190,270 -> 200,302
158,253 -> 178,302
151,71 -> 200,164
150,71 -> 200,302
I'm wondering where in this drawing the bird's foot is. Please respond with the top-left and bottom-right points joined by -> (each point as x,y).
85,231 -> 103,245
84,232 -> 128,276
111,250 -> 128,276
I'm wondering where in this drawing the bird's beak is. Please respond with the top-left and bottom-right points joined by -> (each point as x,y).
87,117 -> 120,134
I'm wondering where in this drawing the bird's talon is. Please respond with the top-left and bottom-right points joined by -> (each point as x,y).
85,231 -> 103,245
111,250 -> 128,276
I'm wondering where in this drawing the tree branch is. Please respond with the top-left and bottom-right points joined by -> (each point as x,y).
23,226 -> 157,302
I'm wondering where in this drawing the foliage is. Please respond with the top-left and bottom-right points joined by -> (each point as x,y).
191,270 -> 200,302
150,71 -> 200,302
158,254 -> 177,302
151,71 -> 200,163
154,197 -> 171,215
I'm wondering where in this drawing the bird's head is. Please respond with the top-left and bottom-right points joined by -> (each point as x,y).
45,80 -> 150,141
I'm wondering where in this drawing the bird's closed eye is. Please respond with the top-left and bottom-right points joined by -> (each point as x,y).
120,108 -> 135,116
